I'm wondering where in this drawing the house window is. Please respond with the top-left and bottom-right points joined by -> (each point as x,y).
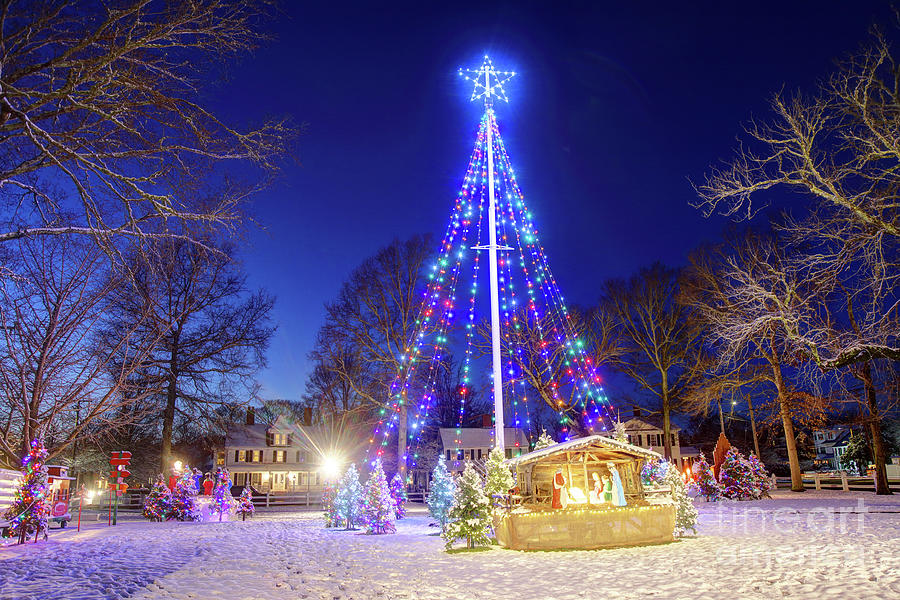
252,450 -> 263,463
271,433 -> 287,446
635,434 -> 643,446
446,450 -> 452,461
274,450 -> 286,463
250,473 -> 262,486
216,452 -> 225,466
477,449 -> 483,460
505,449 -> 513,459
235,450 -> 244,463
670,434 -> 676,448
233,472 -> 247,486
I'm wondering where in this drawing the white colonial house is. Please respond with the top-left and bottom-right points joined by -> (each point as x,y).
438,426 -> 530,474
216,411 -> 329,494
813,426 -> 851,470
602,416 -> 700,470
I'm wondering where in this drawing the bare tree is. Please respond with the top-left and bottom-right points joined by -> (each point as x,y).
693,27 -> 899,368
0,236 -> 160,464
681,230 -> 828,491
307,235 -> 433,476
0,0 -> 295,253
114,238 -> 274,471
596,263 -> 704,460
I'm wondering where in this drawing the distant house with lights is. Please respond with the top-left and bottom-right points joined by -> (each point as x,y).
812,426 -> 852,470
600,415 -> 700,470
215,410 -> 329,494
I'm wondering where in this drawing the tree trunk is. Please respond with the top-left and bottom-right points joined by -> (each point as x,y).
773,363 -> 803,492
398,402 -> 408,480
661,373 -> 673,461
861,362 -> 892,495
159,339 -> 180,472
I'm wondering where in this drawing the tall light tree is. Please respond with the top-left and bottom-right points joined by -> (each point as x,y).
0,0 -> 294,253
595,263 -> 703,460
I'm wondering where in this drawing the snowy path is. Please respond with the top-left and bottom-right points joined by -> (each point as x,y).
1,491 -> 898,600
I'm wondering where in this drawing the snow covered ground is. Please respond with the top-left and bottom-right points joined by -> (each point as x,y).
1,490 -> 898,600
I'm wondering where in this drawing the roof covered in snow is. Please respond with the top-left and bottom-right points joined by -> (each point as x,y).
438,427 -> 528,450
506,435 -> 662,467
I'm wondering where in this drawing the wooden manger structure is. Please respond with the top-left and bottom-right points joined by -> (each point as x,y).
495,435 -> 676,551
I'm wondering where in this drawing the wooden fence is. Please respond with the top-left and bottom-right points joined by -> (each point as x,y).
774,472 -> 900,493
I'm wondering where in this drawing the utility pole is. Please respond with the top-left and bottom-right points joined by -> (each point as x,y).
748,395 -> 761,457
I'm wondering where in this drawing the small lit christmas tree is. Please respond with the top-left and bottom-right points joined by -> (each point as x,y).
4,437 -> 50,544
389,473 -> 407,520
211,468 -> 233,521
169,468 -> 200,521
442,463 -> 491,550
484,446 -> 514,510
694,453 -> 721,501
665,464 -> 698,537
322,483 -> 339,527
335,464 -> 363,530
427,456 -> 455,531
533,430 -> 555,451
746,453 -> 772,499
143,475 -> 172,522
235,486 -> 255,521
641,457 -> 669,487
360,459 -> 395,534
719,448 -> 755,500
613,420 -> 628,443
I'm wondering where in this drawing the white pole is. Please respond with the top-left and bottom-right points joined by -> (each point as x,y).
485,97 -> 505,452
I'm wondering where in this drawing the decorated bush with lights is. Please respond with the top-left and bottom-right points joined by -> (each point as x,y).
484,446 -> 514,509
442,463 -> 492,550
747,453 -> 772,499
719,448 -> 755,500
694,454 -> 721,501
236,486 -> 255,521
169,468 -> 200,521
322,483 -> 338,527
212,468 -> 233,521
360,459 -> 395,534
427,456 -> 455,531
389,473 -> 407,520
143,475 -> 172,522
4,437 -> 50,543
665,464 -> 698,536
641,457 -> 670,487
335,464 -> 363,530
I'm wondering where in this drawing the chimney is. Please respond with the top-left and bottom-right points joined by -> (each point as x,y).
481,414 -> 492,428
246,407 -> 255,426
633,406 -> 642,418
303,406 -> 312,426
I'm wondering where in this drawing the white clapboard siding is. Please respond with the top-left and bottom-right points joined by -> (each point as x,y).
0,468 -> 20,513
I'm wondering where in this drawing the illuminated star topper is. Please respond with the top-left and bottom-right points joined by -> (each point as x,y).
458,55 -> 516,106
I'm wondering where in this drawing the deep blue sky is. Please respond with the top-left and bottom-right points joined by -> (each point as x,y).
211,1 -> 892,400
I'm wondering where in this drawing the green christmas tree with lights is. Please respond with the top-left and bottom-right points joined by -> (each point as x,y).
720,448 -> 755,500
168,469 -> 200,521
142,475 -> 172,522
665,463 -> 698,536
427,456 -> 455,531
484,447 -> 514,510
442,463 -> 491,550
360,459 -> 395,534
211,468 -> 233,521
335,464 -> 363,530
4,437 -> 50,543
322,483 -> 338,527
236,486 -> 255,521
533,430 -> 555,451
694,453 -> 721,501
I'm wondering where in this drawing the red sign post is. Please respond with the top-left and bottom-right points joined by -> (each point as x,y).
108,451 -> 132,526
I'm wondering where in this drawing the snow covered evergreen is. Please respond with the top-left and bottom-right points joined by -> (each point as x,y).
427,456 -> 455,531
442,463 -> 491,550
335,464 -> 363,530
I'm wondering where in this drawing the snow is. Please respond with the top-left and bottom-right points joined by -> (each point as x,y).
1,490 -> 898,600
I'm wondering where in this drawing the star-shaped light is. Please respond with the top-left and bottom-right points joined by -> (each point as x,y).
458,55 -> 516,106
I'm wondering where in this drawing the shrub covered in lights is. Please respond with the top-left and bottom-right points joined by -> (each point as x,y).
484,446 -> 514,509
236,486 -> 255,521
322,483 -> 338,527
212,468 -> 233,521
169,468 -> 200,521
335,464 -> 363,530
641,458 -> 669,487
694,453 -> 721,501
747,453 -> 772,500
4,437 -> 49,543
442,463 -> 491,550
665,463 -> 698,537
360,459 -> 395,534
143,475 -> 172,522
719,448 -> 756,501
427,456 -> 455,531
389,473 -> 407,520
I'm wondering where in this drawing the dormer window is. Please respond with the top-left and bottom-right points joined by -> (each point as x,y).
268,432 -> 289,446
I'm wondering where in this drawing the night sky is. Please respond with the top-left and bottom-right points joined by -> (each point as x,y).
210,1 -> 892,400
